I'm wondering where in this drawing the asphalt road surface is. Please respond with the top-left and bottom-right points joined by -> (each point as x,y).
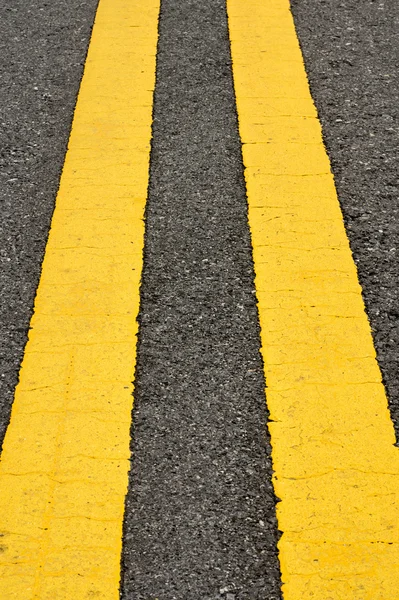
0,0 -> 398,598
120,0 -> 280,597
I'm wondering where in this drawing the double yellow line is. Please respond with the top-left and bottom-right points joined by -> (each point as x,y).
1,0 -> 398,598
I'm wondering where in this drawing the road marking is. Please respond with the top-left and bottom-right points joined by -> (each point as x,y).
227,0 -> 399,597
0,0 -> 159,597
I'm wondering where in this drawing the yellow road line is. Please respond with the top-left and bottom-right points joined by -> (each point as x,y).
227,0 -> 399,597
0,0 -> 159,597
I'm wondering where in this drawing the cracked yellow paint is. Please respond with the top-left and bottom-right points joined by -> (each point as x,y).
227,0 -> 399,597
0,0 -> 159,597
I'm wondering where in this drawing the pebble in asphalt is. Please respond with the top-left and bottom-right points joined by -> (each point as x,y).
120,0 -> 282,598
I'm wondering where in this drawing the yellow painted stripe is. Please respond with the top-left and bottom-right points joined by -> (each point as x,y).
0,0 -> 159,598
227,0 -> 399,598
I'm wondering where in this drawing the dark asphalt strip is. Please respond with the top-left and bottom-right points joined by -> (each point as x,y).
291,0 -> 399,438
120,0 -> 281,598
0,0 -> 99,450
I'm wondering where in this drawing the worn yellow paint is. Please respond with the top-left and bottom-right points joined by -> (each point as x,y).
227,0 -> 399,598
0,0 -> 159,598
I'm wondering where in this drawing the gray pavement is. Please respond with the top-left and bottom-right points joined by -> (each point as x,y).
0,0 -> 398,598
120,0 -> 281,598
